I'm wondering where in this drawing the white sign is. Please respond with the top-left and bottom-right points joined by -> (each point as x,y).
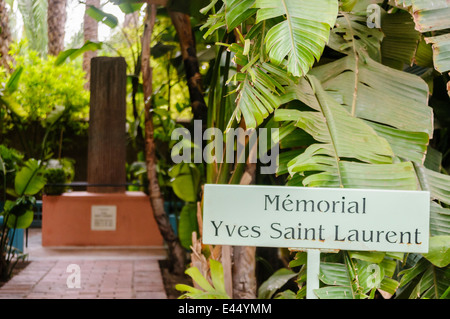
91,205 -> 117,231
202,184 -> 430,253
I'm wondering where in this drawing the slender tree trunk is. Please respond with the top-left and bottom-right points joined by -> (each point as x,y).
83,0 -> 99,89
47,0 -> 67,56
141,3 -> 186,275
230,53 -> 258,298
0,0 -> 13,71
232,160 -> 257,298
168,9 -> 207,122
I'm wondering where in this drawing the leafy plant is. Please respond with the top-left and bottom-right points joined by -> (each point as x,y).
0,49 -> 89,159
176,259 -> 230,299
44,158 -> 74,195
0,147 -> 46,281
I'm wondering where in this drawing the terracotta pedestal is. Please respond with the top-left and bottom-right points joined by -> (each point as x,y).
42,192 -> 163,247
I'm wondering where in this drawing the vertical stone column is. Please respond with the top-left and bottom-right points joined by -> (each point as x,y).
87,57 -> 127,193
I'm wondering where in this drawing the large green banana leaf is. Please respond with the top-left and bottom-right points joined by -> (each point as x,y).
254,0 -> 339,77
274,76 -> 419,189
308,53 -> 432,163
309,53 -> 433,136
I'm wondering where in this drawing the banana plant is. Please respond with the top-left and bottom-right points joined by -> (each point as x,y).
201,0 -> 450,299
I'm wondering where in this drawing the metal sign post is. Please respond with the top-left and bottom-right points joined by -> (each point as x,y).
290,247 -> 339,299
306,249 -> 321,299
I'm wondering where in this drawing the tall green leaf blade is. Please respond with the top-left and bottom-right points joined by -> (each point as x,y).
224,0 -> 257,31
5,66 -> 23,94
55,41 -> 103,66
209,259 -> 227,295
185,267 -> 215,292
399,257 -> 429,287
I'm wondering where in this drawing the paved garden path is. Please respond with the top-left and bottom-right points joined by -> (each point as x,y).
0,229 -> 168,299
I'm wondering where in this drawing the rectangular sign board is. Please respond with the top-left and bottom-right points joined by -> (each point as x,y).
202,184 -> 430,253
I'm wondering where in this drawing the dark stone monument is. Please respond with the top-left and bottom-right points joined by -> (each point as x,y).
87,57 -> 127,193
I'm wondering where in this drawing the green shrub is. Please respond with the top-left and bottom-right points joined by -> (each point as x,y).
1,47 -> 89,159
44,158 -> 75,195
9,49 -> 89,123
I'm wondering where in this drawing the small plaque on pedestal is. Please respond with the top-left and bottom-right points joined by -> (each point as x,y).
91,205 -> 117,231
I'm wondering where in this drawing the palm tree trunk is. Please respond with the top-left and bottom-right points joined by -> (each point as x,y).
83,0 -> 99,89
141,3 -> 186,276
0,0 -> 13,71
47,0 -> 67,56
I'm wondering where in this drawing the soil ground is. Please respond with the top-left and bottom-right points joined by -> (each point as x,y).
0,260 -> 31,288
159,260 -> 193,299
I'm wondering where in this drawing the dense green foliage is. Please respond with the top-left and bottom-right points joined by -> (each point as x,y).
1,47 -> 89,159
197,0 -> 450,299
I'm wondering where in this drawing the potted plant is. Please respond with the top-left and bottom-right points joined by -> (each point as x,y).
44,158 -> 75,195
